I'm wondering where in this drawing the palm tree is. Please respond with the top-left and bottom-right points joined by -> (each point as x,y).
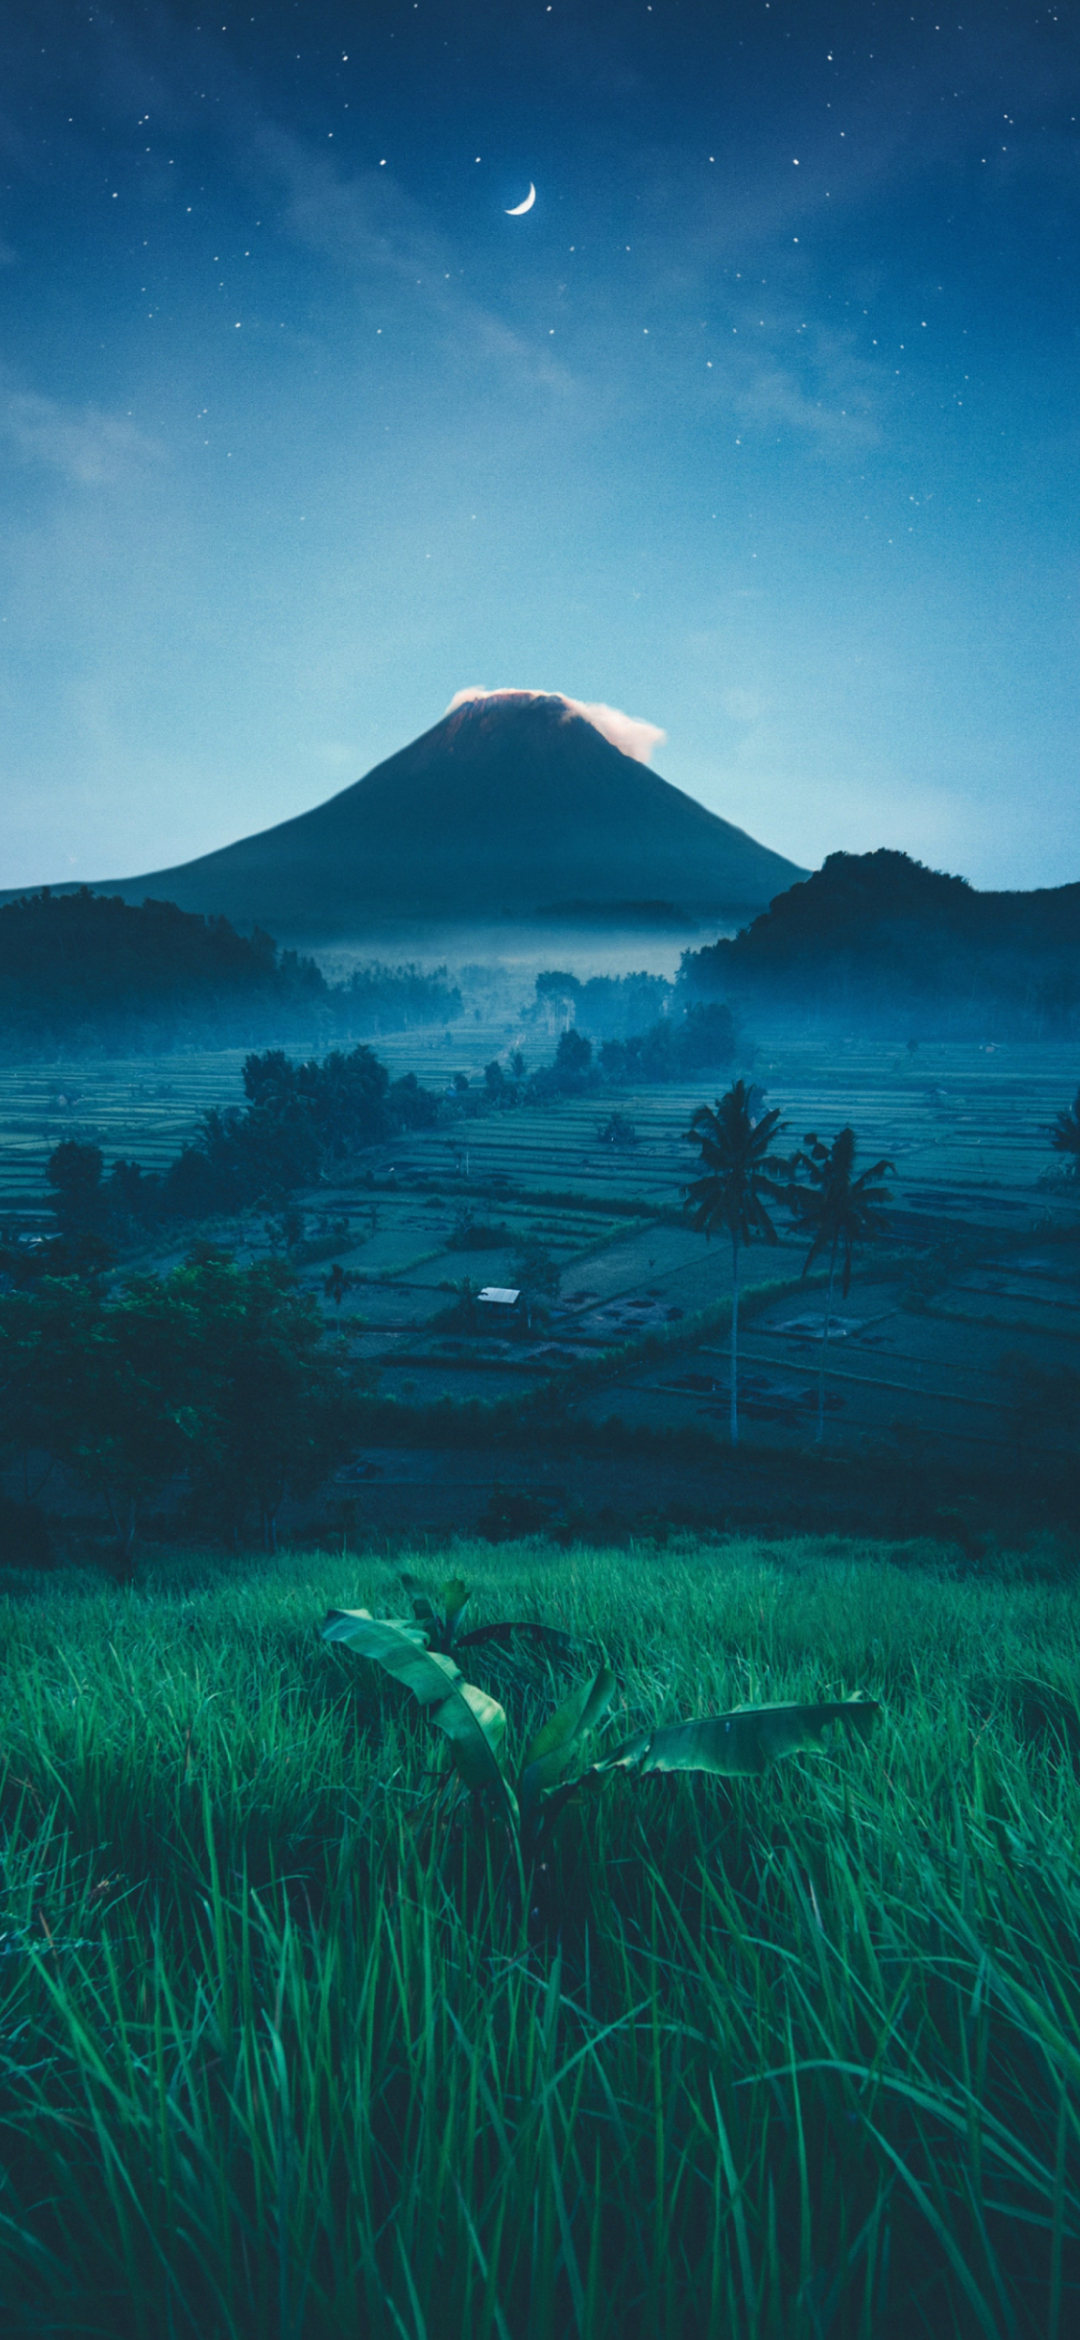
1049,1088 -> 1080,1182
685,1081 -> 787,1445
788,1126 -> 894,1442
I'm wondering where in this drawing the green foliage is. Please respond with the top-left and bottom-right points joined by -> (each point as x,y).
45,1138 -> 108,1233
0,1251 -> 372,1563
599,1695 -> 880,1777
397,1569 -> 574,1662
599,999 -> 741,1083
322,1259 -> 363,1311
53,1268 -> 218,1569
0,890 -> 464,1058
685,1082 -> 788,1251
597,1109 -> 638,1146
321,1597 -> 612,1848
321,1582 -> 877,1855
554,1026 -> 594,1089
510,1236 -> 562,1304
789,1126 -> 895,1296
518,1664 -> 617,1834
340,960 -> 463,1030
446,1205 -> 514,1250
0,1538 -> 1078,2334
321,1605 -> 518,1824
0,886 -> 327,1056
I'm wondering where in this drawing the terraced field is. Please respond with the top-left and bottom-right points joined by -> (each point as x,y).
3,1021 -> 1077,1526
0,1049 -> 255,1217
4,1023 -> 1074,1221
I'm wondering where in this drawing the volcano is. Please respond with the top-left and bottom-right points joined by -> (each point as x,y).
59,693 -> 806,941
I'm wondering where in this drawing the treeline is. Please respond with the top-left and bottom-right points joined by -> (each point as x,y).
471,1003 -> 741,1115
29,1000 -> 746,1258
44,1045 -> 440,1237
339,959 -> 463,1031
529,969 -> 743,1083
678,850 -> 1080,1037
533,969 -> 674,1038
0,889 -> 462,1057
0,1251 -> 371,1564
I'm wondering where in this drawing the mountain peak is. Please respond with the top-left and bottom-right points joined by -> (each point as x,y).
443,687 -> 667,766
25,695 -> 807,944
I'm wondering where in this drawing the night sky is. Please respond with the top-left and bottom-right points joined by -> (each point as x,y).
2,0 -> 1078,895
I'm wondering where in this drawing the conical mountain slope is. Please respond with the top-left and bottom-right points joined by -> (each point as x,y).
79,693 -> 806,940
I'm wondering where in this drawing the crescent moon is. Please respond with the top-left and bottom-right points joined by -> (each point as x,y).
505,183 -> 536,215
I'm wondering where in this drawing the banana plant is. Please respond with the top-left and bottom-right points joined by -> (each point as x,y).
398,1571 -> 575,1664
322,1603 -> 614,1847
321,1602 -> 880,1855
322,1605 -> 521,1828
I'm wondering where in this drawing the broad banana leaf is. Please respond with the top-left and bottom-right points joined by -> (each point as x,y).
519,1665 -> 618,1823
321,1608 -> 518,1823
597,1697 -> 880,1779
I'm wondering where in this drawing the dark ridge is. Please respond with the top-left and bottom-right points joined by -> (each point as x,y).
0,888 -> 325,1055
0,889 -> 464,1059
678,849 -> 1080,1035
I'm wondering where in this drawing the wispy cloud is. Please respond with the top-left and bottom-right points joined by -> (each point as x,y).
248,126 -> 576,397
0,376 -> 162,485
729,345 -> 881,449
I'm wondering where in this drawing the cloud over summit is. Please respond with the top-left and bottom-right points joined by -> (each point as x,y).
445,688 -> 666,766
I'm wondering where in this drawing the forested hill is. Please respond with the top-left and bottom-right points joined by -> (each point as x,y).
0,890 -> 462,1057
678,851 -> 1080,1036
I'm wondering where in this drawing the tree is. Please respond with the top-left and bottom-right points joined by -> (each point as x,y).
787,1126 -> 894,1443
0,1251 -> 371,1567
185,1257 -> 370,1552
1049,1087 -> 1080,1183
510,1239 -> 562,1332
46,1141 -> 107,1234
684,1081 -> 788,1445
323,1260 -> 362,1313
553,1028 -> 593,1091
0,1276 -> 93,1506
54,1271 -> 214,1573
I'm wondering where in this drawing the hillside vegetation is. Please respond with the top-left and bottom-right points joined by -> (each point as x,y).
0,890 -> 462,1057
681,849 -> 1080,1037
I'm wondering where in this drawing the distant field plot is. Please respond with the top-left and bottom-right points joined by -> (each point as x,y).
579,1238 -> 1080,1468
0,1047 -> 253,1213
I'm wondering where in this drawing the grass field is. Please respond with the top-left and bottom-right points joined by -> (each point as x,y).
1,1535 -> 1078,2337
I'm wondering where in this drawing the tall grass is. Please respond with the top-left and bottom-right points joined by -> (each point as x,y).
1,1536 -> 1078,2337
